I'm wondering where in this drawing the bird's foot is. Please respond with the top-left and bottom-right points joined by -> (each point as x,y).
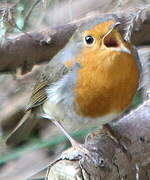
92,124 -> 132,162
60,143 -> 89,161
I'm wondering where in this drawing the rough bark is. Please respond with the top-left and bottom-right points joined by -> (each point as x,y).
47,99 -> 150,180
138,47 -> 150,100
0,24 -> 77,74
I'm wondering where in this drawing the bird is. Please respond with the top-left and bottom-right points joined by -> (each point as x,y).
6,19 -> 140,159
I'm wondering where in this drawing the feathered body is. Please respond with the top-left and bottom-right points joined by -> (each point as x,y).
43,20 -> 139,130
7,19 -> 140,144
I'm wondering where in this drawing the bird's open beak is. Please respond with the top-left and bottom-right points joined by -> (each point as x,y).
102,22 -> 131,54
117,45 -> 131,54
110,22 -> 121,30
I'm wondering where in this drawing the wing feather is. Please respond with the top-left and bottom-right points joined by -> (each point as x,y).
26,61 -> 69,111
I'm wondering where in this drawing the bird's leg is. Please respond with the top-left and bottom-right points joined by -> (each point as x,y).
102,124 -> 119,143
52,120 -> 89,160
52,120 -> 79,146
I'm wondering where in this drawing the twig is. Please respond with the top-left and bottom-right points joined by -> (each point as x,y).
124,5 -> 150,42
24,0 -> 41,26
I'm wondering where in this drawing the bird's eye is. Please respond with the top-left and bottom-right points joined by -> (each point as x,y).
84,35 -> 95,46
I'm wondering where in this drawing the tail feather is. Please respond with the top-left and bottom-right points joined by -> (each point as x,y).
6,110 -> 37,146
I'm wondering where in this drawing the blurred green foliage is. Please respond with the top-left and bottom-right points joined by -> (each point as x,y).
0,0 -> 65,40
0,2 -> 25,39
0,127 -> 95,165
131,90 -> 142,108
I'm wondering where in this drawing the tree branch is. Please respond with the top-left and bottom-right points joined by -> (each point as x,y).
0,24 -> 77,74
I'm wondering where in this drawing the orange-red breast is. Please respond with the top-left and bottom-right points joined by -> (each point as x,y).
7,19 -> 140,155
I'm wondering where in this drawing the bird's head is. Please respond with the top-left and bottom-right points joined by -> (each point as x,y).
81,20 -> 131,55
63,19 -> 139,118
58,19 -> 133,66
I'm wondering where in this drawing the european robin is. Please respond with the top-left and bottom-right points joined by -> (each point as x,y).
6,19 -> 140,159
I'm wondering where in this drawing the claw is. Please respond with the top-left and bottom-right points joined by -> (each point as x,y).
60,145 -> 89,160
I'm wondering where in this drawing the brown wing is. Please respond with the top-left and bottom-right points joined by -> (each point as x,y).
26,61 -> 69,111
